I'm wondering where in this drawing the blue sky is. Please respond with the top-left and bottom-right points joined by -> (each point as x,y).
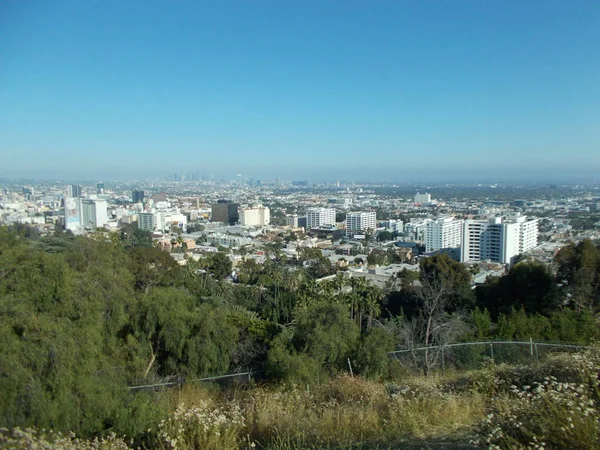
1,0 -> 599,181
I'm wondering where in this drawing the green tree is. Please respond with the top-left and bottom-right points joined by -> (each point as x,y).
367,248 -> 388,266
353,327 -> 395,378
120,223 -> 153,248
266,334 -> 323,386
555,239 -> 600,312
377,230 -> 395,242
0,230 -> 131,435
127,246 -> 181,293
291,302 -> 359,371
131,288 -> 238,378
470,307 -> 493,340
208,252 -> 233,279
476,262 -> 560,319
420,253 -> 475,312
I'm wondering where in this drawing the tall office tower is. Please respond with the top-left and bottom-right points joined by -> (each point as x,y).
345,211 -> 376,237
240,205 -> 270,227
80,199 -> 108,230
132,190 -> 145,203
96,182 -> 105,195
80,200 -> 95,230
286,214 -> 299,227
425,217 -> 463,253
211,200 -> 239,225
414,192 -> 432,205
67,184 -> 82,198
461,215 -> 539,265
21,187 -> 34,201
306,207 -> 336,229
138,212 -> 156,231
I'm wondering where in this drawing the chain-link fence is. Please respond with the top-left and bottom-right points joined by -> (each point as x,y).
388,341 -> 592,374
127,342 -> 591,390
128,370 -> 259,391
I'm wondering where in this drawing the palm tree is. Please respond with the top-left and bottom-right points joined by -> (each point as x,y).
271,269 -> 283,303
363,286 -> 382,331
297,276 -> 318,309
249,284 -> 263,303
214,278 -> 234,302
334,272 -> 348,295
349,276 -> 370,294
348,276 -> 379,331
344,291 -> 361,323
197,256 -> 212,292
282,270 -> 302,293
182,258 -> 199,283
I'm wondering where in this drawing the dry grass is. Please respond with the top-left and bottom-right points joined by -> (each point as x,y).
240,375 -> 484,448
156,373 -> 484,449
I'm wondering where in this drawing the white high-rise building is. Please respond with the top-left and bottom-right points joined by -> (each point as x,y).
94,199 -> 109,228
462,218 -> 503,263
506,214 -> 539,255
306,208 -> 336,229
414,192 -> 432,205
425,217 -> 463,253
240,205 -> 270,227
461,215 -> 538,265
345,211 -> 376,237
80,199 -> 108,230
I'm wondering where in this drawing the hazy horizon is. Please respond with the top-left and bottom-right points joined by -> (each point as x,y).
2,166 -> 599,186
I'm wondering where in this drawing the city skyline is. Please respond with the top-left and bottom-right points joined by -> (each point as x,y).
1,1 -> 599,181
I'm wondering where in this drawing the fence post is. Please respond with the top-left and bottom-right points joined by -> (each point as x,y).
535,343 -> 539,363
530,337 -> 534,359
490,341 -> 494,363
347,358 -> 354,377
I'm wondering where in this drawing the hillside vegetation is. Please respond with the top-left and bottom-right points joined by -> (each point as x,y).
1,225 -> 600,448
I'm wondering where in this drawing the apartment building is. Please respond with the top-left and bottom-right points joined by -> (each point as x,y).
345,211 -> 376,237
461,214 -> 538,265
240,205 -> 270,227
138,212 -> 156,231
306,207 -> 336,229
425,217 -> 463,253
